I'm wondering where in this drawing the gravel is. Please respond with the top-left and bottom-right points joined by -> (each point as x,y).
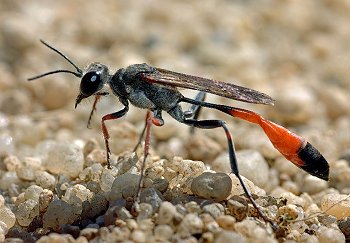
1,0 -> 350,241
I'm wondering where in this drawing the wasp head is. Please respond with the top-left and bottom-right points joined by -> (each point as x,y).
28,40 -> 111,108
75,62 -> 110,107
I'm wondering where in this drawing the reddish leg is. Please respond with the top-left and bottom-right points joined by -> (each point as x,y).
87,95 -> 102,129
135,111 -> 164,203
101,106 -> 129,168
135,111 -> 152,203
87,92 -> 109,128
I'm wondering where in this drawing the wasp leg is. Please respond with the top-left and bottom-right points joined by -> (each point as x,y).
133,109 -> 164,152
168,105 -> 278,230
101,105 -> 129,168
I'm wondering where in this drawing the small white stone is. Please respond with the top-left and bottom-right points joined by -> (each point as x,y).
63,184 -> 94,205
35,171 -> 56,189
130,230 -> 146,243
39,189 -> 54,213
215,230 -> 247,243
42,141 -> 84,178
0,220 -> 8,236
0,207 -> 16,228
16,199 -> 39,227
316,226 -> 346,243
154,224 -> 173,241
24,185 -> 44,202
229,174 -> 266,197
100,168 -> 116,192
3,155 -> 21,171
297,174 -> 328,195
177,213 -> 203,238
0,172 -> 20,190
16,165 -> 36,181
0,195 -> 4,208
321,193 -> 350,219
157,201 -> 177,225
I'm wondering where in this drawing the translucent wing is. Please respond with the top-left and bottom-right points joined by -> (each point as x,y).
139,68 -> 275,105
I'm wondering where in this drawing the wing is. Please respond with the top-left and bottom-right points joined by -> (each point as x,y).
139,68 -> 275,105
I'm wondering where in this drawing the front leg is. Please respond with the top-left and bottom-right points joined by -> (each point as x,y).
101,105 -> 129,168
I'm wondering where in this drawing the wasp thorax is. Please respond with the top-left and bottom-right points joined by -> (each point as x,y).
80,63 -> 109,96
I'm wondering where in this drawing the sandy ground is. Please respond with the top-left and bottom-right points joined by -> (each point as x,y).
0,0 -> 350,242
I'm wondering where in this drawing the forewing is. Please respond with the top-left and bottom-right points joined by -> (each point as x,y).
139,68 -> 275,105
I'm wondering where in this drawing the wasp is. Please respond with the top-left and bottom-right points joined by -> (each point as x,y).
29,40 -> 329,229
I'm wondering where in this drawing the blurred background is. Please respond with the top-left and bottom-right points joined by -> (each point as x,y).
1,0 -> 350,166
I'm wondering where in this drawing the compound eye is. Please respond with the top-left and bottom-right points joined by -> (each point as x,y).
80,71 -> 101,96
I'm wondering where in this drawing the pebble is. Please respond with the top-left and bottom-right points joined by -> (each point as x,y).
202,203 -> 225,219
186,133 -> 222,162
0,195 -> 4,208
274,156 -> 300,178
191,172 -> 232,201
176,213 -> 204,238
227,196 -> 248,221
185,201 -> 201,214
154,224 -> 174,241
200,213 -> 220,233
42,141 -> 84,178
80,228 -> 98,240
278,204 -> 304,222
130,230 -> 146,243
337,217 -> 350,241
36,232 -> 76,243
85,149 -> 107,167
0,206 -> 16,228
316,226 -> 346,243
145,160 -> 166,179
16,199 -> 39,226
35,171 -> 56,189
1,1 -> 349,242
42,199 -> 80,231
100,168 -> 116,192
23,185 -> 44,202
16,165 -> 36,181
321,194 -> 350,219
216,230 -> 247,243
235,150 -> 270,189
234,219 -> 276,243
296,174 -> 328,195
229,174 -> 266,197
3,155 -> 21,171
137,203 -> 153,220
63,184 -> 94,205
157,201 -> 177,225
0,221 -> 8,242
109,173 -> 140,201
83,138 -> 99,157
108,121 -> 139,155
116,152 -> 139,175
267,83 -> 316,124
39,189 -> 54,213
277,191 -> 306,208
212,150 -> 270,190
216,215 -> 236,230
82,192 -> 108,219
139,187 -> 164,212
152,178 -> 169,193
0,171 -> 20,190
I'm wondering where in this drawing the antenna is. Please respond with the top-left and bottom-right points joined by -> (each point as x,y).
28,40 -> 83,81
